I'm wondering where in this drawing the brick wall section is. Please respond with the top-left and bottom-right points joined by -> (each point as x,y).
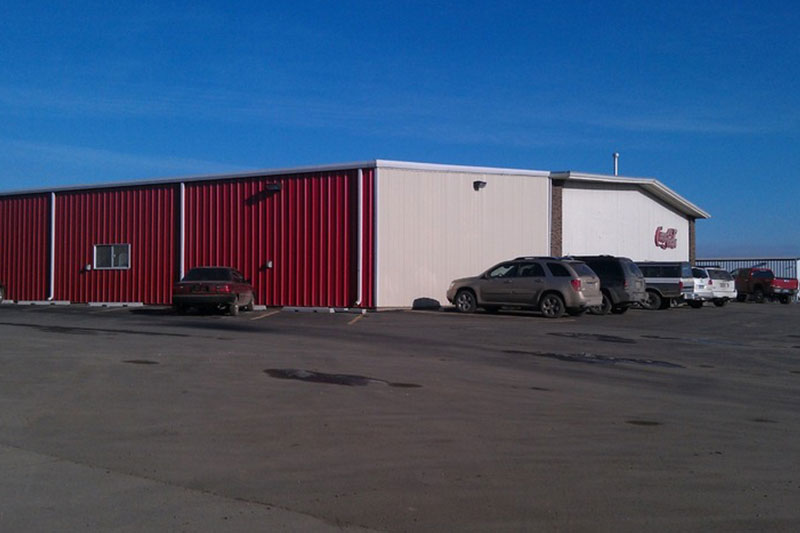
689,217 -> 696,263
550,180 -> 563,256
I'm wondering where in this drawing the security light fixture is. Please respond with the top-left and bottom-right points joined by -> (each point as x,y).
266,183 -> 282,192
473,180 -> 487,191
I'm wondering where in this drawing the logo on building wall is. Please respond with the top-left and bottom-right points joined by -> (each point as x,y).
654,226 -> 677,249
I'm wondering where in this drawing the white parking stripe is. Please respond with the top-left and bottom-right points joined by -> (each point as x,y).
250,310 -> 281,321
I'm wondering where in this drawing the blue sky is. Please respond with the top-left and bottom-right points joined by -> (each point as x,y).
1,1 -> 797,257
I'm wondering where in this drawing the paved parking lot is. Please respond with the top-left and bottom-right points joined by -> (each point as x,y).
1,302 -> 799,531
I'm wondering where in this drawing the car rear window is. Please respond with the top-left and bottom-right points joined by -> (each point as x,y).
707,269 -> 733,281
547,262 -> 572,277
623,261 -> 642,277
753,270 -> 774,280
569,263 -> 596,277
691,268 -> 707,278
584,260 -> 620,278
183,268 -> 233,281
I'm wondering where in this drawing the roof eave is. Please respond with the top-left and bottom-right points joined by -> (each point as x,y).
551,171 -> 710,219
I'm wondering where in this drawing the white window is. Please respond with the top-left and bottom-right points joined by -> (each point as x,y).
94,244 -> 130,270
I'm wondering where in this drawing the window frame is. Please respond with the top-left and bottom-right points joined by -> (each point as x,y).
93,243 -> 131,270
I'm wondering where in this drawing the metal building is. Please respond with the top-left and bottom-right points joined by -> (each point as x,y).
0,160 -> 708,308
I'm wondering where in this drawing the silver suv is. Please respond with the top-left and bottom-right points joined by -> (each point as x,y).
446,257 -> 603,318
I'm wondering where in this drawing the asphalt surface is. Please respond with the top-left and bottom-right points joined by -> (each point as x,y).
1,301 -> 799,532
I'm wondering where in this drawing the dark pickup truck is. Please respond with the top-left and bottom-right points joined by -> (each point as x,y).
732,268 -> 798,304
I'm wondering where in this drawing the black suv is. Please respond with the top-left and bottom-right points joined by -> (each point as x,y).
573,256 -> 647,314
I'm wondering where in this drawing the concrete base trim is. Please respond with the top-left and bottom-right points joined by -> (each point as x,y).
88,302 -> 144,308
10,300 -> 71,306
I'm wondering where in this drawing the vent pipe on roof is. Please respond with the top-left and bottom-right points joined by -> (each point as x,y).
613,152 -> 619,176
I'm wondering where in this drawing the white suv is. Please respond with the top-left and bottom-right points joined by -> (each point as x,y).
704,267 -> 737,307
687,267 -> 714,308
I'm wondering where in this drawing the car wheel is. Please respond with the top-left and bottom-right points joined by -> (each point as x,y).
713,299 -> 727,307
779,295 -> 791,304
173,304 -> 186,314
736,294 -> 746,302
539,293 -> 565,319
590,293 -> 612,315
753,289 -> 765,303
642,290 -> 662,311
229,302 -> 240,316
610,305 -> 629,314
688,300 -> 703,309
455,290 -> 477,313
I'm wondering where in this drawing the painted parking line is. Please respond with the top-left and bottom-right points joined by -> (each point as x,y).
347,314 -> 365,326
250,310 -> 281,321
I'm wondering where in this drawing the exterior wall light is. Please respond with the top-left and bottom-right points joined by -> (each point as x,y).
266,183 -> 282,192
473,180 -> 487,191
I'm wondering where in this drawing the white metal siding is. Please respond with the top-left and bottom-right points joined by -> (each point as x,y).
562,183 -> 690,261
376,168 -> 550,307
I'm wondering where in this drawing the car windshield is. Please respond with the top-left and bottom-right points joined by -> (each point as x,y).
183,268 -> 233,281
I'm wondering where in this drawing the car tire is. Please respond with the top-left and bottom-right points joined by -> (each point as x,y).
753,288 -> 765,303
779,295 -> 791,304
590,293 -> 612,315
688,300 -> 704,309
642,290 -> 662,311
713,299 -> 727,307
243,296 -> 255,312
610,305 -> 629,314
173,304 -> 186,314
539,293 -> 565,319
455,289 -> 477,313
229,302 -> 240,316
736,294 -> 746,302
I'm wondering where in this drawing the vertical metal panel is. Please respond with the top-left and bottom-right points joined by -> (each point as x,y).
375,168 -> 550,307
185,169 -> 372,308
0,194 -> 49,300
359,168 -> 375,308
54,186 -> 176,304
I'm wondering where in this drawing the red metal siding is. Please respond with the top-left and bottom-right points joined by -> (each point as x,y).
185,169 -> 375,308
54,186 -> 176,304
0,194 -> 49,300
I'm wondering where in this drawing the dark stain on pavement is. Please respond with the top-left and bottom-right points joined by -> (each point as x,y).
641,334 -> 681,341
548,332 -> 636,344
264,368 -> 421,388
0,322 -> 189,337
123,359 -> 159,365
504,350 -> 684,368
626,420 -> 662,426
751,418 -> 778,424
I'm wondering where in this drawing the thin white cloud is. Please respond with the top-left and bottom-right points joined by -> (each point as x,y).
0,139 -> 251,180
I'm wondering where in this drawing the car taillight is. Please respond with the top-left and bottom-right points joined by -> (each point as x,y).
679,281 -> 683,290
708,279 -> 713,286
211,284 -> 232,293
570,279 -> 581,291
623,280 -> 629,288
173,284 -> 186,293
